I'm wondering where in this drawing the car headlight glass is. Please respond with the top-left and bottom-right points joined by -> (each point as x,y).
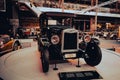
84,35 -> 91,43
51,35 -> 60,45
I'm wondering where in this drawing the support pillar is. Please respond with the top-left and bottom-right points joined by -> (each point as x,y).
6,0 -> 19,37
118,26 -> 120,38
90,0 -> 98,33
83,20 -> 86,32
90,18 -> 96,32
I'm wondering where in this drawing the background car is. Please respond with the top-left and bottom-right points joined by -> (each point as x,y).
0,34 -> 21,55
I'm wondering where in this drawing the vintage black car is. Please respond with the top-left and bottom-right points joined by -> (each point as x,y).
37,12 -> 102,73
0,34 -> 21,55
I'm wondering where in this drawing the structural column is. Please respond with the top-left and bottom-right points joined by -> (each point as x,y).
6,0 -> 19,37
90,18 -> 95,32
90,0 -> 98,32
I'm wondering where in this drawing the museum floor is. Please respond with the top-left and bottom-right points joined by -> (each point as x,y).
0,42 -> 120,80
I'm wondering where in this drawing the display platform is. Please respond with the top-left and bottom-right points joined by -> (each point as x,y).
0,45 -> 120,80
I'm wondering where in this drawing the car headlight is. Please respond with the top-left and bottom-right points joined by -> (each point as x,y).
51,35 -> 60,45
84,35 -> 91,43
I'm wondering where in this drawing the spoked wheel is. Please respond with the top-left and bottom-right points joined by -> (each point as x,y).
84,41 -> 102,66
41,48 -> 49,73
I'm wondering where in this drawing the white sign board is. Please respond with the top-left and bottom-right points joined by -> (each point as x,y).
48,20 -> 57,25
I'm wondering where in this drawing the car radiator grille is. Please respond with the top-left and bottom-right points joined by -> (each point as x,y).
64,33 -> 77,50
61,29 -> 79,53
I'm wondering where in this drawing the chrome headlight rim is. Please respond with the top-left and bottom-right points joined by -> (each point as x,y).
84,35 -> 91,43
51,35 -> 60,45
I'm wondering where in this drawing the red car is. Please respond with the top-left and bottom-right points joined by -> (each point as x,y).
0,35 -> 21,54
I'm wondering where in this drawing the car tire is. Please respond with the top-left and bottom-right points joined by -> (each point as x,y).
13,43 -> 19,51
84,40 -> 102,66
41,48 -> 49,73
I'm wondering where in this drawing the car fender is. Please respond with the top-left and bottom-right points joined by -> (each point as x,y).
12,39 -> 21,49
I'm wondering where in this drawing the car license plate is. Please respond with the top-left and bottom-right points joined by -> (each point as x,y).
65,53 -> 76,58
